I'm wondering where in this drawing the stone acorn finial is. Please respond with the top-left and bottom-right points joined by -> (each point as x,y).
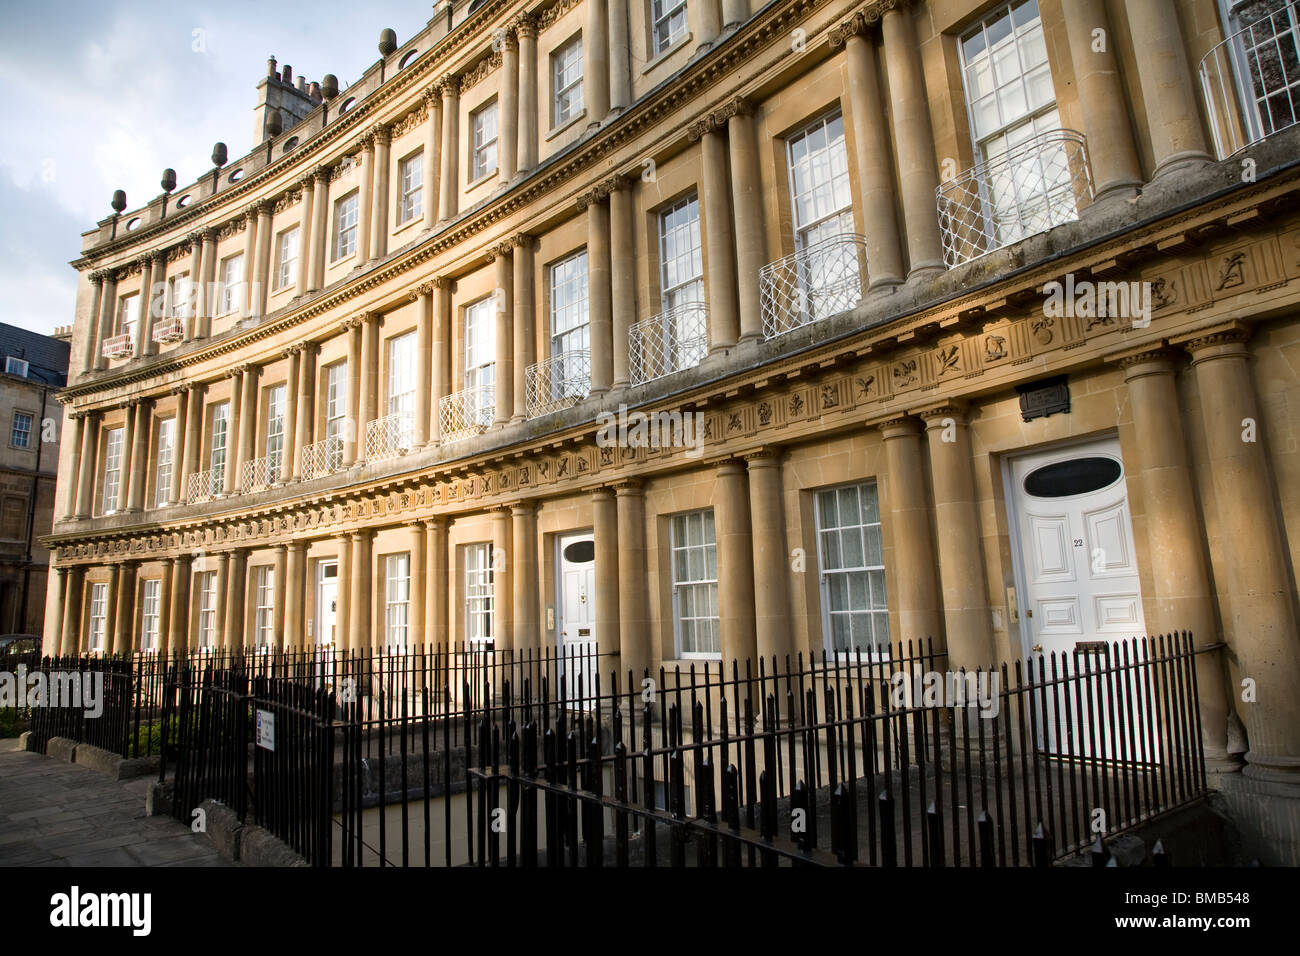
111,190 -> 127,214
321,74 -> 339,99
212,142 -> 228,167
379,28 -> 397,56
161,168 -> 177,193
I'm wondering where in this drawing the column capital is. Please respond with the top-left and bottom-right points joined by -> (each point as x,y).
186,230 -> 205,246
313,164 -> 333,184
341,315 -> 365,332
918,401 -> 969,425
686,118 -> 718,143
134,254 -> 152,272
876,414 -> 924,439
710,95 -> 752,126
1107,345 -> 1182,378
150,249 -> 168,266
743,447 -> 784,466
367,122 -> 391,146
88,270 -> 108,286
591,486 -> 616,502
422,515 -> 447,532
1178,324 -> 1253,360
350,528 -> 374,543
511,231 -> 536,249
502,27 -> 519,52
511,499 -> 536,516
829,5 -> 891,50
287,540 -> 307,554
436,73 -> 460,98
408,281 -> 436,301
613,478 -> 644,495
716,457 -> 747,477
512,12 -> 537,39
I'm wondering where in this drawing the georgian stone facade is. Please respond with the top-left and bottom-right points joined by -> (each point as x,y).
44,0 -> 1300,860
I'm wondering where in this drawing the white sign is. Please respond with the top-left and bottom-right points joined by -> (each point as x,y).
255,709 -> 275,751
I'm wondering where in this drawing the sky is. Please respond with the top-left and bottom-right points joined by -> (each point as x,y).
0,0 -> 436,336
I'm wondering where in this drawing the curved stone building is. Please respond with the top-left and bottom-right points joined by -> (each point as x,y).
44,0 -> 1300,857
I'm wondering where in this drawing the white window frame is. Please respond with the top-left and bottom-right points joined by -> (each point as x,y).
254,565 -> 274,649
325,362 -> 347,443
4,356 -> 29,377
154,417 -> 175,508
220,254 -> 244,315
197,571 -> 218,649
334,191 -> 360,261
787,111 -> 855,254
140,578 -> 161,653
167,271 -> 191,320
464,297 -> 497,398
465,543 -> 494,645
814,482 -> 890,659
265,384 -> 287,468
10,411 -> 33,449
658,194 -> 704,311
553,34 -> 585,126
117,293 -> 139,342
88,583 -> 108,653
387,332 -> 416,418
102,426 -> 124,515
398,151 -> 424,224
209,402 -> 230,494
275,226 -> 299,291
385,552 -> 411,650
651,0 -> 689,56
471,101 -> 499,181
670,510 -> 721,659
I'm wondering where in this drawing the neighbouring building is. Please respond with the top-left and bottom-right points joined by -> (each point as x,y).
0,323 -> 69,635
44,0 -> 1300,860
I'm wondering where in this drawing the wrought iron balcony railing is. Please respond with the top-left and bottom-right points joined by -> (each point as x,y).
526,350 -> 591,418
239,453 -> 281,493
1200,1 -> 1300,159
185,468 -> 223,504
151,317 -> 185,344
759,233 -> 869,339
365,411 -> 416,463
300,436 -> 345,481
439,383 -> 496,442
629,302 -> 709,385
937,128 -> 1092,268
101,333 -> 133,359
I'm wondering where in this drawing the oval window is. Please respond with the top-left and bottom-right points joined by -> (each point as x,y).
1024,457 -> 1122,498
398,49 -> 420,70
175,194 -> 190,208
125,217 -> 141,231
227,167 -> 244,183
562,540 -> 595,564
281,136 -> 299,153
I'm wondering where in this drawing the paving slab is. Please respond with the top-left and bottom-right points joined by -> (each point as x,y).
0,748 -> 236,868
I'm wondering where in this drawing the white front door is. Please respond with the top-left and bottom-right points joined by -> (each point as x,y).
317,561 -> 339,648
1008,437 -> 1151,757
556,532 -> 598,705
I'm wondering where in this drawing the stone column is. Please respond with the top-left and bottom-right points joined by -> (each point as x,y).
608,181 -> 635,387
126,399 -> 150,512
431,279 -> 452,445
169,388 -> 188,506
94,270 -> 118,371
358,313 -> 379,460
61,566 -> 84,656
491,244 -> 514,425
882,4 -> 944,278
422,89 -> 442,232
285,542 -> 306,650
101,566 -> 120,655
512,235 -> 536,421
512,502 -> 539,653
183,383 -> 205,499
350,529 -> 373,650
272,545 -> 288,648
836,21 -> 904,290
45,566 -> 66,656
212,552 -> 229,650
356,136 -> 374,265
295,344 -> 316,481
517,16 -> 539,173
585,0 -> 610,125
343,319 -> 363,466
369,123 -> 391,260
688,0 -> 722,50
722,0 -> 748,28
157,562 -> 173,657
438,77 -> 460,221
336,534 -> 352,650
879,416 -> 942,646
408,523 -> 426,647
411,284 -> 434,446
227,549 -> 249,651
308,166 -> 331,292
241,208 -> 259,317
223,369 -> 243,496
186,232 -> 204,339
1124,0 -> 1211,177
425,517 -> 449,646
136,255 -> 154,357
112,562 -> 136,655
153,253 -> 171,345
1183,328 -> 1300,781
723,99 -> 767,339
921,404 -> 995,668
249,206 -> 273,312
491,507 -> 513,652
82,272 -> 105,375
295,173 -> 315,297
118,400 -> 136,513
63,414 -> 84,519
592,489 -> 620,661
615,481 -> 649,678
500,32 -> 519,183
282,347 -> 301,483
198,229 -> 218,337
694,121 -> 740,351
237,364 -> 259,489
1061,0 -> 1142,201
582,188 -> 613,394
608,0 -> 631,114
1116,348 -> 1233,770
715,459 -> 758,664
75,412 -> 100,518
168,555 -> 191,653
746,450 -> 793,664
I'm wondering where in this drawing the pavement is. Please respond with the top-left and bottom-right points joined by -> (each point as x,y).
0,738 -> 236,867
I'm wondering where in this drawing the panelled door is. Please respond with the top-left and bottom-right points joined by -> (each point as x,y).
556,532 -> 598,706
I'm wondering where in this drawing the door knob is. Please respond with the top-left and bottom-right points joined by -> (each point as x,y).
1032,644 -> 1043,653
